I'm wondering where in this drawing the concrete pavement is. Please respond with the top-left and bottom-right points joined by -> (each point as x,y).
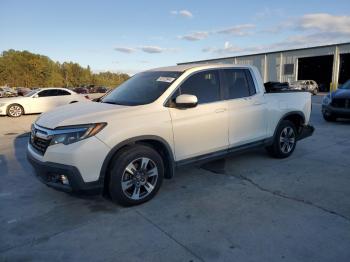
0,96 -> 349,262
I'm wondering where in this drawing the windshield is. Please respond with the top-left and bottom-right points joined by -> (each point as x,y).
102,71 -> 182,106
339,80 -> 350,89
25,89 -> 39,97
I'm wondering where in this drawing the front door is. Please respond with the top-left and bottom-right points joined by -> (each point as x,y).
30,89 -> 61,113
168,70 -> 229,161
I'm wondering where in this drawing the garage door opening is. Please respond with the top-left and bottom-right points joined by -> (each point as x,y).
339,53 -> 350,85
297,55 -> 333,92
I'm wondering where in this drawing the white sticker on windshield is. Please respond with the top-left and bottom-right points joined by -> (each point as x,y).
156,77 -> 176,83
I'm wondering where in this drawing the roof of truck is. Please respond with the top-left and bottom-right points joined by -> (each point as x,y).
147,63 -> 253,72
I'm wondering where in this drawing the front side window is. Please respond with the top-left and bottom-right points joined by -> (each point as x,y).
178,70 -> 221,104
25,90 -> 38,97
223,69 -> 256,99
102,71 -> 182,106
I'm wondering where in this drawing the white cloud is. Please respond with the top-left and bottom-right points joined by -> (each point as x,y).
179,31 -> 209,41
140,46 -> 165,53
217,24 -> 255,36
262,13 -> 350,35
114,45 -> 177,54
254,7 -> 285,20
298,13 -> 350,34
202,30 -> 350,57
179,10 -> 193,18
203,41 -> 242,55
179,24 -> 255,42
114,47 -> 136,53
171,9 -> 193,18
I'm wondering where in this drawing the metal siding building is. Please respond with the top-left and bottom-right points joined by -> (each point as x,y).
178,43 -> 350,92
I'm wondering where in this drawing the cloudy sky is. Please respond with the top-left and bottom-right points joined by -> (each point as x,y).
1,0 -> 350,74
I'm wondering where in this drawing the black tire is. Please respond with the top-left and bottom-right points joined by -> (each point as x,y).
7,104 -> 24,117
266,120 -> 297,159
108,145 -> 164,206
323,113 -> 336,122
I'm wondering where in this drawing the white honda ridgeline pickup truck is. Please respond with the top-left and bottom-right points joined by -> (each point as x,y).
27,64 -> 314,206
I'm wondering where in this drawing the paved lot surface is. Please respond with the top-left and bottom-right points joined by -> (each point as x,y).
0,95 -> 350,262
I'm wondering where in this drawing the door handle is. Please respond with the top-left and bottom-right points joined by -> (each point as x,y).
215,108 -> 226,113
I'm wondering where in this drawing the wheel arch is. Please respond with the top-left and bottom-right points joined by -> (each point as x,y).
273,111 -> 305,138
6,103 -> 25,115
100,135 -> 175,193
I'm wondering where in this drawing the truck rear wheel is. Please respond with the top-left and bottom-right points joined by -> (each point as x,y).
266,120 -> 297,158
108,145 -> 164,206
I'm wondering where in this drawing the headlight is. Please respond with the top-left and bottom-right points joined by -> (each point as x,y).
50,123 -> 107,146
322,94 -> 331,105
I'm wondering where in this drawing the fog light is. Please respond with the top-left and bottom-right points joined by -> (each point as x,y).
59,175 -> 69,185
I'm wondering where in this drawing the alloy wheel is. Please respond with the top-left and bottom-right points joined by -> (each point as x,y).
8,105 -> 22,117
279,127 -> 295,154
121,157 -> 158,200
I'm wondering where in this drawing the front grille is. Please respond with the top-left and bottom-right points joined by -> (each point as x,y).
30,125 -> 52,155
332,98 -> 350,108
31,136 -> 51,154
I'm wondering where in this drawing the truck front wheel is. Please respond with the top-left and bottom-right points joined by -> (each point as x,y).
108,145 -> 164,206
266,120 -> 297,158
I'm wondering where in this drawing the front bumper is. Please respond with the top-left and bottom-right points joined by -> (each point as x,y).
27,151 -> 103,194
0,107 -> 6,115
322,105 -> 350,118
298,124 -> 315,141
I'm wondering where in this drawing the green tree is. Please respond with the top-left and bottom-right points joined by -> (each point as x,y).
0,49 -> 129,88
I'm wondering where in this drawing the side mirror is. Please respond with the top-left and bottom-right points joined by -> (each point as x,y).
33,94 -> 39,98
175,94 -> 198,109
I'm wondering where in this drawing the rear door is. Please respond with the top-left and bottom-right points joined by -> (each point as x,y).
168,70 -> 229,161
55,89 -> 73,106
222,68 -> 268,147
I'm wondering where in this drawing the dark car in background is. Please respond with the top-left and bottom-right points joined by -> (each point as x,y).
16,87 -> 32,96
96,86 -> 108,93
264,81 -> 290,92
73,87 -> 89,94
322,80 -> 350,121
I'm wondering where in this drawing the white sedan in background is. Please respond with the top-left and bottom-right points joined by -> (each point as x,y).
0,87 -> 90,117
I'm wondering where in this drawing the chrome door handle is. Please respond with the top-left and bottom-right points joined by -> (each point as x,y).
215,108 -> 226,113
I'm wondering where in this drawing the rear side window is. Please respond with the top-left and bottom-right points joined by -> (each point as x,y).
179,70 -> 221,104
223,69 -> 256,99
56,90 -> 71,96
38,89 -> 58,97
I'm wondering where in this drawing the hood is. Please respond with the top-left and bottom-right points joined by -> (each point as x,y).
36,102 -> 132,129
331,88 -> 350,100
